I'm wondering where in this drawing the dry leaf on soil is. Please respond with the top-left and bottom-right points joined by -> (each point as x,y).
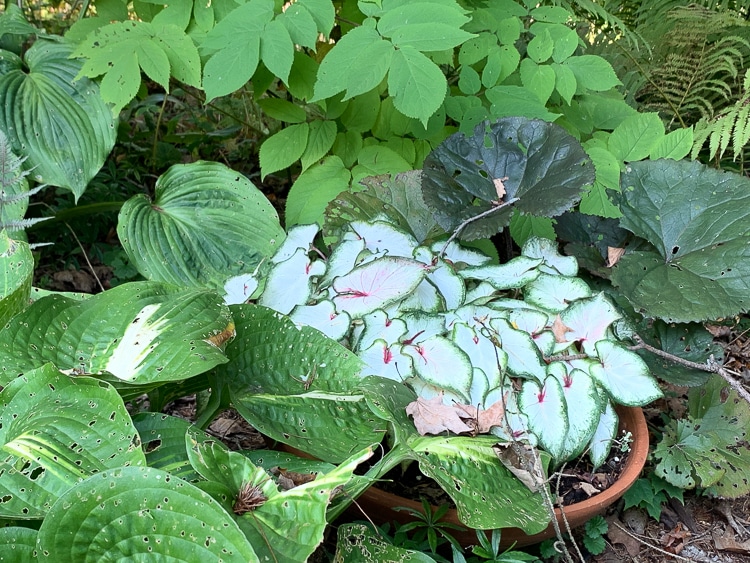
406,394 -> 474,435
493,442 -> 546,492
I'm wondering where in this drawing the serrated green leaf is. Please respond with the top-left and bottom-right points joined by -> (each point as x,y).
579,182 -> 622,218
613,159 -> 750,321
0,40 -> 116,199
459,65 -> 481,95
298,0 -> 335,36
485,85 -> 560,122
352,144 -> 412,181
278,2 -> 318,49
388,46 -> 447,126
649,127 -> 693,160
509,212 -> 557,247
0,364 -> 146,519
638,321 -> 716,387
118,161 -> 284,288
313,25 -> 394,101
520,59 -> 555,105
260,19 -> 294,83
300,119 -> 337,171
260,122 -> 309,178
481,49 -> 503,88
36,467 -> 257,562
286,156 -> 351,227
608,112 -> 665,162
552,62 -> 577,104
527,28 -> 553,63
563,55 -> 621,92
257,97 -> 307,123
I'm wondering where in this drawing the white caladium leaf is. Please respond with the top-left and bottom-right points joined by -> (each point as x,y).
403,335 -> 473,403
532,331 -> 556,356
491,390 -> 537,446
222,273 -> 259,305
445,304 -> 502,331
451,322 -> 506,388
408,378 -> 467,406
520,376 -> 568,460
508,309 -> 549,337
460,256 -> 542,290
547,364 -> 603,460
332,256 -> 426,318
522,237 -> 578,276
413,246 -> 465,309
590,340 -> 663,405
523,274 -> 592,313
319,236 -> 365,287
464,281 -> 498,304
259,248 -> 326,315
350,220 -> 418,258
400,312 -> 447,344
431,240 -> 492,266
357,310 -> 408,351
358,339 -> 414,382
398,279 -> 442,312
489,298 -> 548,315
559,292 -> 622,355
289,300 -> 351,341
489,318 -> 547,382
587,400 -> 619,468
272,223 -> 320,263
468,367 -> 490,406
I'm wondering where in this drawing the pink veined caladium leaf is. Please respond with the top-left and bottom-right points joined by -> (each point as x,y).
332,256 -> 426,318
559,292 -> 622,355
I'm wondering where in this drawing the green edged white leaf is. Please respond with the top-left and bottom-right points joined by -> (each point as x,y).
489,318 -> 547,382
522,236 -> 578,276
0,40 -> 116,199
290,300 -> 351,340
358,339 -> 414,381
356,309 -> 407,350
350,219 -> 419,258
523,273 -> 592,313
397,279 -> 442,312
36,467 -> 257,562
259,247 -> 326,315
0,364 -> 145,519
587,401 -> 619,468
421,253 -> 465,310
450,322 -> 506,389
403,335 -> 472,402
519,376 -> 568,460
432,240 -> 493,266
559,293 -> 621,355
590,341 -> 663,406
118,161 -> 285,289
271,223 -> 320,263
319,235 -> 365,287
460,255 -> 542,290
332,256 -> 426,318
222,272 -> 259,305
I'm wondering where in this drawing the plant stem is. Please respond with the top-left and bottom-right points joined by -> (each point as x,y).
439,197 -> 519,257
632,335 -> 750,405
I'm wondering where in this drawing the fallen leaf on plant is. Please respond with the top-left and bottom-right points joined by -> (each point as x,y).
454,396 -> 507,434
606,246 -> 626,267
551,314 -> 573,343
270,467 -> 316,490
493,176 -> 508,201
493,442 -> 546,492
406,394 -> 474,435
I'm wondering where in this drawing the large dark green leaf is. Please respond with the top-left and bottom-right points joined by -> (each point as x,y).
613,160 -> 750,322
421,117 -> 594,240
118,161 -> 286,289
0,281 -> 232,386
0,231 -> 32,325
0,40 -> 116,200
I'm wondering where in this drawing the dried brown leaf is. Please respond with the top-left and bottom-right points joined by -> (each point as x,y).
551,314 -> 573,343
406,394 -> 474,436
606,246 -> 626,267
493,442 -> 546,492
453,396 -> 507,434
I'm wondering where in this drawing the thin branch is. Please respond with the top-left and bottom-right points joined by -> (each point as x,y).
63,223 -> 105,293
439,197 -> 519,258
610,519 -> 695,562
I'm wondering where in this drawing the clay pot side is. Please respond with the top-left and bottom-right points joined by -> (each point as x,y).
351,405 -> 649,549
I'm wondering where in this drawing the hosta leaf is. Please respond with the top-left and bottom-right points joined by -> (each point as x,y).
0,364 -> 145,519
612,159 -> 750,321
0,232 -> 32,325
0,40 -> 116,199
0,527 -> 36,560
590,341 -> 662,406
220,305 -> 379,462
36,467 -> 257,562
118,161 -> 285,290
332,256 -> 426,318
336,523 -> 437,562
0,282 -> 232,385
519,376 -> 568,460
422,117 -> 594,240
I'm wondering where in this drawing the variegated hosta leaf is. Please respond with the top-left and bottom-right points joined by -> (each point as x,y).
0,40 -> 116,200
0,281 -> 233,386
0,231 -> 32,325
0,364 -> 146,519
118,161 -> 285,289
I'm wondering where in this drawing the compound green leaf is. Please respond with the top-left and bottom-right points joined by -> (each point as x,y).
300,119 -> 337,171
552,62 -> 577,104
563,55 -> 620,92
278,2 -> 318,49
260,19 -> 294,84
612,159 -> 750,321
0,282 -> 232,385
377,2 -> 470,39
0,41 -> 116,199
527,28 -> 553,63
520,59 -> 555,105
608,112 -> 665,162
260,123 -> 309,178
486,85 -> 559,122
257,97 -> 307,123
118,161 -> 285,289
388,46 -> 447,126
352,144 -> 412,182
36,467 -> 257,562
313,25 -> 394,101
649,127 -> 693,161
298,0 -> 335,36
286,156 -> 352,227
0,364 -> 145,519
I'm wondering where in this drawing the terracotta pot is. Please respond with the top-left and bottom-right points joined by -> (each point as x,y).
351,405 -> 648,548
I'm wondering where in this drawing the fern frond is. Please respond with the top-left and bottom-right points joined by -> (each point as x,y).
0,183 -> 47,205
0,217 -> 51,232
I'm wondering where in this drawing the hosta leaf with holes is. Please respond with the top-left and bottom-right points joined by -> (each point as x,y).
410,435 -> 550,532
0,527 -> 36,561
613,159 -> 750,322
0,363 -> 145,519
118,160 -> 285,290
332,256 -> 426,318
36,466 -> 258,562
0,40 -> 116,199
219,305 -> 381,462
0,231 -> 32,325
0,281 -> 233,386
421,117 -> 594,240
336,523 -> 438,562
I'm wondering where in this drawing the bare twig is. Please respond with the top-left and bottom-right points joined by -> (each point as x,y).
631,335 -> 750,406
438,197 -> 519,258
610,519 -> 695,562
64,222 -> 105,293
